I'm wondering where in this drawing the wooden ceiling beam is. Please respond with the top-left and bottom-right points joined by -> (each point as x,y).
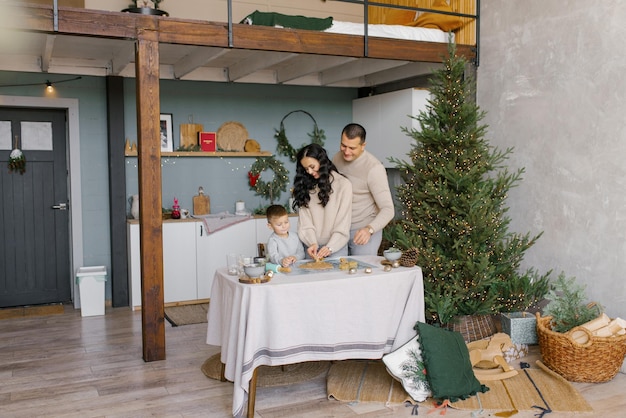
41,34 -> 55,72
321,58 -> 409,86
227,50 -> 295,82
275,55 -> 356,84
173,46 -> 228,79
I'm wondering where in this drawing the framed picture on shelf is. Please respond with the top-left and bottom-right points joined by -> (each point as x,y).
160,113 -> 173,152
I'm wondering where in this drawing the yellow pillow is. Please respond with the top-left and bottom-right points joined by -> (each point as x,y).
410,0 -> 463,31
383,8 -> 417,25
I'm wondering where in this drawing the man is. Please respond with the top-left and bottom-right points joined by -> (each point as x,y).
332,123 -> 394,255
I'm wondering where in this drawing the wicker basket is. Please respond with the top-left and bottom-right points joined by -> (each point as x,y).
444,314 -> 497,343
536,312 -> 626,383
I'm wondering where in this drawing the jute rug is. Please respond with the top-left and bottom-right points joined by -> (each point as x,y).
164,303 -> 209,326
201,353 -> 331,387
326,360 -> 416,405
450,360 -> 592,415
326,360 -> 592,415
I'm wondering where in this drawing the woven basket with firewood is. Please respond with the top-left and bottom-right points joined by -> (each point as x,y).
536,312 -> 626,383
536,274 -> 626,382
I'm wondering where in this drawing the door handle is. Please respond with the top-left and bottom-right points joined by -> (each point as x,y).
52,202 -> 68,210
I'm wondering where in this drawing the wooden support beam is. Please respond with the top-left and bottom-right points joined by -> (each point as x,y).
135,23 -> 166,362
106,75 -> 130,308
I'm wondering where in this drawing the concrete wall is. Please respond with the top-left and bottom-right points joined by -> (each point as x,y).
477,1 -> 626,318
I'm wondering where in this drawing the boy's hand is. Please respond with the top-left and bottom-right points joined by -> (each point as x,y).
281,256 -> 296,267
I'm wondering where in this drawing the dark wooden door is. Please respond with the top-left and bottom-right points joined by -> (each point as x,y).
0,107 -> 70,308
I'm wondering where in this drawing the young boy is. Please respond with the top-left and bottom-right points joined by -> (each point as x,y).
266,204 -> 305,267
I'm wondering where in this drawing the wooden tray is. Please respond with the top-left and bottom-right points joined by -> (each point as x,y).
217,121 -> 248,151
239,275 -> 271,284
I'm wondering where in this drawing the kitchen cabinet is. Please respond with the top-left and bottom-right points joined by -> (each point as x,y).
128,216 -> 298,309
352,88 -> 430,167
195,220 -> 258,300
163,222 -> 197,303
128,221 -> 198,309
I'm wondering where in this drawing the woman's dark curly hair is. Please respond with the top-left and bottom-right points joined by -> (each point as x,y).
292,143 -> 339,210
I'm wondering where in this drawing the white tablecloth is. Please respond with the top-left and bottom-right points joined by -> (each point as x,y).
206,255 -> 424,417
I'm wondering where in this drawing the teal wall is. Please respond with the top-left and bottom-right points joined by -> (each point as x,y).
0,71 -> 355,301
123,79 -> 356,215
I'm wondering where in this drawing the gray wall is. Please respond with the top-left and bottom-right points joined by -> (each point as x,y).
477,1 -> 626,318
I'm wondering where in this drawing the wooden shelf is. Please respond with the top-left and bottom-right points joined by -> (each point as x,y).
124,151 -> 272,157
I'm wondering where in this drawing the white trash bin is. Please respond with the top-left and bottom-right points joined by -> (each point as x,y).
76,266 -> 107,317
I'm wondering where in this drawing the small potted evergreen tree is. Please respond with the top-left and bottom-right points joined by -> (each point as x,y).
122,0 -> 168,16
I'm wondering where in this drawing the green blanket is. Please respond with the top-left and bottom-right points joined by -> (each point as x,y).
241,10 -> 333,31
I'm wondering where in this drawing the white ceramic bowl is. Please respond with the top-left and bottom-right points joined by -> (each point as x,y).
243,263 -> 265,278
383,249 -> 402,261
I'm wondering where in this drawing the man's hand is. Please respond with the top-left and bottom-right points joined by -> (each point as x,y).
353,227 -> 372,245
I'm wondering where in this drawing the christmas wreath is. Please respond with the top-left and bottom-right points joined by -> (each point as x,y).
248,155 -> 289,203
275,110 -> 326,162
8,136 -> 26,175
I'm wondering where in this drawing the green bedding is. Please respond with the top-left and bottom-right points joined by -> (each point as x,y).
241,10 -> 333,31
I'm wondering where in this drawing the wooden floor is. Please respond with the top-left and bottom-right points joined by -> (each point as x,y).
1,305 -> 624,417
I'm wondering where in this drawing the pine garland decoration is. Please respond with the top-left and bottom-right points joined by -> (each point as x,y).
248,156 -> 289,204
176,144 -> 201,152
274,109 -> 326,162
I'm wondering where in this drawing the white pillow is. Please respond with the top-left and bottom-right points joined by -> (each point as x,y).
382,335 -> 432,402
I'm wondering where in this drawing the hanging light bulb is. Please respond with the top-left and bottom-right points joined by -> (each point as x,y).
0,76 -> 81,90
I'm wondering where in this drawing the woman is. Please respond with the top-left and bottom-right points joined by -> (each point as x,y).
292,143 -> 352,259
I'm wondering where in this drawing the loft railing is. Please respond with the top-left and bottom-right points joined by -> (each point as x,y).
47,0 -> 479,65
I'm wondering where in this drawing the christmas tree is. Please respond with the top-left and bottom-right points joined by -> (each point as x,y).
385,43 -> 550,326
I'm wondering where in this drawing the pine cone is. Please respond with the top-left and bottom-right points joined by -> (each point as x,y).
400,248 -> 419,267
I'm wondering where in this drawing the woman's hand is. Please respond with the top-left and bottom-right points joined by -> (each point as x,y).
316,246 -> 332,259
307,244 -> 319,260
